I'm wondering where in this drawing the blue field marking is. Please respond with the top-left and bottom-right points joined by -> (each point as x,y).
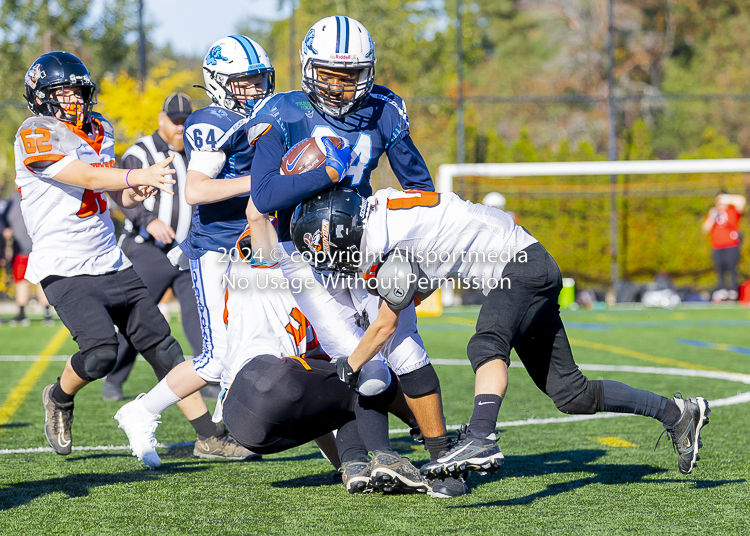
563,322 -> 611,332
677,338 -> 750,355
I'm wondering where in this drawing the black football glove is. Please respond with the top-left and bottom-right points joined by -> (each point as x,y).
336,358 -> 360,389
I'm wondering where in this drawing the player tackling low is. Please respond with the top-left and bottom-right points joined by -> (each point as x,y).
290,187 -> 711,478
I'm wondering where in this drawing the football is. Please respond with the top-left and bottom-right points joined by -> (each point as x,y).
280,136 -> 345,175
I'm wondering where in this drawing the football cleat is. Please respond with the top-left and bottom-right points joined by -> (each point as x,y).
193,425 -> 261,461
662,393 -> 710,475
369,450 -> 428,494
427,474 -> 469,498
42,383 -> 73,455
340,458 -> 373,494
114,394 -> 161,469
420,424 -> 505,478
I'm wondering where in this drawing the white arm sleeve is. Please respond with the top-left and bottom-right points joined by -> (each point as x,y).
188,150 -> 227,179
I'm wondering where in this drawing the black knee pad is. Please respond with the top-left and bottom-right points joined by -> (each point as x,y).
467,336 -> 511,373
142,336 -> 184,380
554,379 -> 604,415
359,369 -> 398,409
398,363 -> 440,398
71,345 -> 118,381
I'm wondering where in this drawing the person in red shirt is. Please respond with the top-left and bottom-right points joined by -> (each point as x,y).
702,191 -> 746,299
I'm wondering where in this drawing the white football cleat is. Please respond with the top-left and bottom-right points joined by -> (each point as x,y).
114,394 -> 162,469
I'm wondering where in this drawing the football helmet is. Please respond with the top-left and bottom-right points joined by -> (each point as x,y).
290,188 -> 371,274
300,16 -> 376,118
201,35 -> 275,115
24,51 -> 97,129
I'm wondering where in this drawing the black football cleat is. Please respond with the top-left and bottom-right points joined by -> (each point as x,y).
420,424 -> 504,478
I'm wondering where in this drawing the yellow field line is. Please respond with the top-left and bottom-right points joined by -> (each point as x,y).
568,338 -> 725,372
0,326 -> 71,429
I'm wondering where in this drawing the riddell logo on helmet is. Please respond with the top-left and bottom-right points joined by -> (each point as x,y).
331,54 -> 354,61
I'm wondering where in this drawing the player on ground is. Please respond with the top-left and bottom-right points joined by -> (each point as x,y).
246,16 -> 462,496
291,187 -> 711,478
221,211 -> 423,494
114,36 -> 273,467
15,51 -> 199,456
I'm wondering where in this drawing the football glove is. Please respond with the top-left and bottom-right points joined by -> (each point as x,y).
336,358 -> 360,389
323,137 -> 353,182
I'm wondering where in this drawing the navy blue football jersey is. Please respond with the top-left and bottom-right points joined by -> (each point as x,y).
246,86 -> 434,241
180,105 -> 252,259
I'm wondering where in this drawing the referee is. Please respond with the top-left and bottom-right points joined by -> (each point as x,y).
103,92 -> 203,401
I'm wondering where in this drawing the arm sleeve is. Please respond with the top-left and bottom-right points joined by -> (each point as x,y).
118,153 -> 158,227
386,135 -> 434,192
249,125 -> 335,214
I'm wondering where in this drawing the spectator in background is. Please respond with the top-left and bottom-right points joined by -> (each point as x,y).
2,190 -> 54,326
483,191 -> 517,223
702,190 -> 746,300
102,93 -> 202,402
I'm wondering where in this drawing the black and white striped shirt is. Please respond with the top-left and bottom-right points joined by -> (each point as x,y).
120,131 -> 193,245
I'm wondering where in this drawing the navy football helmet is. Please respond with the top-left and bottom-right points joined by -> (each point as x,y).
290,188 -> 371,274
24,51 -> 97,128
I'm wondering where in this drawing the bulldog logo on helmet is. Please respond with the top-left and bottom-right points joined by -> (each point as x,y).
25,64 -> 45,89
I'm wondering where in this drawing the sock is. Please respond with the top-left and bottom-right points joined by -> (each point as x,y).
44,306 -> 51,319
335,420 -> 369,464
189,411 -> 220,440
602,380 -> 670,422
467,394 -> 502,438
661,399 -> 682,430
140,377 -> 181,415
424,435 -> 452,462
51,380 -> 74,408
18,305 -> 25,318
354,397 -> 392,453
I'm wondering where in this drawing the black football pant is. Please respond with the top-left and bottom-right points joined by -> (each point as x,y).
467,242 -> 670,420
224,354 -> 379,461
106,237 -> 202,386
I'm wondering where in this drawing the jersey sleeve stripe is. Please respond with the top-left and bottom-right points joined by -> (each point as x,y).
249,124 -> 272,146
24,154 -> 65,166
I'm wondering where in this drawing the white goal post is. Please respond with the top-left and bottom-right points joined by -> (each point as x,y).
437,158 -> 750,195
436,158 -> 750,306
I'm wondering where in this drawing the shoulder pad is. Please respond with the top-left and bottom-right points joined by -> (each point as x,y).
17,116 -> 74,160
184,106 -> 247,153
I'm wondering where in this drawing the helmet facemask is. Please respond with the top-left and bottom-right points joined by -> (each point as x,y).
302,61 -> 374,119
205,68 -> 275,115
33,83 -> 97,129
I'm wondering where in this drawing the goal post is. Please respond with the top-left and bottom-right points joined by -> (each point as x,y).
436,158 -> 750,307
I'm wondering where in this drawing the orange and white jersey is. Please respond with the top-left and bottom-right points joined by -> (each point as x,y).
13,113 -> 130,283
221,258 -> 317,390
362,188 -> 538,294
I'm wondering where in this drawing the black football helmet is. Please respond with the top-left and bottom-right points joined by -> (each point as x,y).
290,188 -> 371,274
24,51 -> 97,128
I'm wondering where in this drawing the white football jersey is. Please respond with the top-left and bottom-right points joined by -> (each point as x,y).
221,259 -> 316,390
362,188 -> 538,294
13,113 -> 130,283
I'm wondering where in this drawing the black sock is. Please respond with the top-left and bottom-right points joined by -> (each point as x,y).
355,397 -> 392,453
189,412 -> 220,440
18,305 -> 25,318
51,380 -> 74,408
467,394 -> 502,438
44,306 -> 51,318
602,380 -> 671,422
661,399 -> 682,430
424,434 -> 452,461
335,420 -> 369,464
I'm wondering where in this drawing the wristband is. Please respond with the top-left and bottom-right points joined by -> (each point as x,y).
125,169 -> 134,189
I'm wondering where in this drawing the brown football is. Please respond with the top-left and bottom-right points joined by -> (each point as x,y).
280,136 -> 345,175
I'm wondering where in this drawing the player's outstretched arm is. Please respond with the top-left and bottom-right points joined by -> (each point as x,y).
184,169 -> 252,205
347,299 -> 400,373
54,155 -> 176,193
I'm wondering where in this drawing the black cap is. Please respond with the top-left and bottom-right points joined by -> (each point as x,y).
163,92 -> 192,122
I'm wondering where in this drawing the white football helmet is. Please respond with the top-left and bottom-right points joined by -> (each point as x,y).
300,16 -> 376,118
201,35 -> 274,115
